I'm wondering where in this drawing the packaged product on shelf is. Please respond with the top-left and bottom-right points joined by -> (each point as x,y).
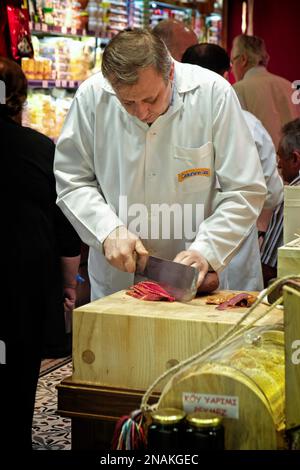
28,0 -> 39,23
29,0 -> 89,31
72,1 -> 89,30
22,56 -> 53,80
6,1 -> 34,60
23,36 -> 94,81
24,90 -> 73,140
43,4 -> 54,25
87,0 -> 101,32
30,0 -> 44,23
128,1 -> 144,29
206,13 -> 222,45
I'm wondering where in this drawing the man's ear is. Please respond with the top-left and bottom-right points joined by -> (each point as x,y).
223,71 -> 229,81
292,150 -> 300,169
240,53 -> 248,67
169,62 -> 175,81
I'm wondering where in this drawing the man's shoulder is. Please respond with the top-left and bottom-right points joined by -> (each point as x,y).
242,109 -> 261,133
175,61 -> 231,94
233,78 -> 249,95
76,71 -> 112,98
238,68 -> 293,88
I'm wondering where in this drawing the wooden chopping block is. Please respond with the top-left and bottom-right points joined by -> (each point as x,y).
72,290 -> 283,391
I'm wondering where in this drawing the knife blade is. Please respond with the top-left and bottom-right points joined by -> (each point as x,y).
136,255 -> 199,302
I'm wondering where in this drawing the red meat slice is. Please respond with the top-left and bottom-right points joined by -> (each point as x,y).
216,292 -> 256,310
126,281 -> 176,301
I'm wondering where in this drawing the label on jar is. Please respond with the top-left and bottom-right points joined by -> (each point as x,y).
182,392 -> 239,419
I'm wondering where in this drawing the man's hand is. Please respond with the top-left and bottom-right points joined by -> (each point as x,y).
173,250 -> 209,288
64,286 -> 77,313
103,226 -> 149,273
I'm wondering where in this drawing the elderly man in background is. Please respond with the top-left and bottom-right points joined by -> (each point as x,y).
231,34 -> 300,149
152,19 -> 198,61
54,29 -> 267,301
261,118 -> 300,286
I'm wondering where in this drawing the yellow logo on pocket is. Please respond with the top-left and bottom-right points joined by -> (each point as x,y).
177,168 -> 211,182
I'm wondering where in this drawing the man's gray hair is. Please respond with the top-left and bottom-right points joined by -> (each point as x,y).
280,118 -> 300,158
234,34 -> 270,67
102,28 -> 172,89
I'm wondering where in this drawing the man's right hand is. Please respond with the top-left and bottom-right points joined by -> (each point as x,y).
103,226 -> 149,273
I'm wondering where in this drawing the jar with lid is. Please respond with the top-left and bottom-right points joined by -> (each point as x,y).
147,408 -> 186,451
184,412 -> 225,450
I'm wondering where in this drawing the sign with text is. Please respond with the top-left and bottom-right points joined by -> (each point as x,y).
183,392 -> 239,419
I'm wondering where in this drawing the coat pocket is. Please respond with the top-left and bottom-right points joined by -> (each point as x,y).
173,141 -> 214,193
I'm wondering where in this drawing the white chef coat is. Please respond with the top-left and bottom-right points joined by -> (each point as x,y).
54,62 -> 267,300
242,111 -> 283,211
219,110 -> 284,291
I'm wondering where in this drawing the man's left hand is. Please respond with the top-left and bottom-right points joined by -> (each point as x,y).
63,286 -> 77,313
173,250 -> 209,288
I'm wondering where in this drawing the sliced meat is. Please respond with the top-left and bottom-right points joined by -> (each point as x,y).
126,281 -> 176,302
216,292 -> 257,310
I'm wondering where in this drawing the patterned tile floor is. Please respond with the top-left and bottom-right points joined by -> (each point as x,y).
32,361 -> 73,450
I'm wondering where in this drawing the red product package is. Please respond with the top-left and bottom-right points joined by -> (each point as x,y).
0,2 -> 9,57
6,0 -> 33,61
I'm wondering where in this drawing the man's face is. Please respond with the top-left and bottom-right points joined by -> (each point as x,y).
114,65 -> 174,124
277,142 -> 299,183
230,42 -> 245,81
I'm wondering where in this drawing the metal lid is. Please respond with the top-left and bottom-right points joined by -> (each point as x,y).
151,408 -> 186,424
186,412 -> 222,428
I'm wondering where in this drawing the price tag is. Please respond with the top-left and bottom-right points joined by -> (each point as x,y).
61,80 -> 67,88
69,80 -> 74,88
35,23 -> 41,31
61,26 -> 67,34
71,27 -> 77,35
183,392 -> 239,419
55,80 -> 61,87
42,23 -> 48,32
42,80 -> 48,88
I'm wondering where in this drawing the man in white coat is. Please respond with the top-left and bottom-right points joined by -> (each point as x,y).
182,42 -> 283,290
54,29 -> 267,300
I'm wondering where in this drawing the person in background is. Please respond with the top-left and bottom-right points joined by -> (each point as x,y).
0,57 -> 81,450
152,19 -> 198,62
54,28 -> 266,301
231,34 -> 300,149
261,118 -> 300,286
182,43 -> 283,291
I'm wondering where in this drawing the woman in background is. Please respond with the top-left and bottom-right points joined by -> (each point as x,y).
0,57 -> 81,451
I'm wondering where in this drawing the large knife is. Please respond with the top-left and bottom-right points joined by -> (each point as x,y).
136,255 -> 199,302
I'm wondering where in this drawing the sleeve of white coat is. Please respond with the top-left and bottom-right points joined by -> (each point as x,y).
54,92 -> 124,250
252,119 -> 283,209
189,86 -> 267,272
